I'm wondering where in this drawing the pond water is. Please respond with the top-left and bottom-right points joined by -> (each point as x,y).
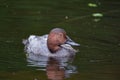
0,0 -> 120,80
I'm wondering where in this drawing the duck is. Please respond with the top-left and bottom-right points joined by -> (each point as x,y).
22,28 -> 80,57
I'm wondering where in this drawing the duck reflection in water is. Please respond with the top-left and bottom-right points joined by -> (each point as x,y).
27,55 -> 77,80
46,57 -> 65,80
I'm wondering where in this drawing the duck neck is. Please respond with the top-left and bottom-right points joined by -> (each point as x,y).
47,41 -> 61,53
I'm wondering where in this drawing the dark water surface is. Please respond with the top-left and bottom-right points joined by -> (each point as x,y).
0,0 -> 120,80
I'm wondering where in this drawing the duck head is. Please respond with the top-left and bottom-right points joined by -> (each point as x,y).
47,28 -> 80,53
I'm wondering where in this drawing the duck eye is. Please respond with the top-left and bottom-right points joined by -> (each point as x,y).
57,33 -> 63,39
59,33 -> 63,37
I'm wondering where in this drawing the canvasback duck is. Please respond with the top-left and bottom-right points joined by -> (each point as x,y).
23,28 -> 80,57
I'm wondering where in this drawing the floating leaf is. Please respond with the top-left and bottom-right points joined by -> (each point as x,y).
88,3 -> 98,7
92,13 -> 103,17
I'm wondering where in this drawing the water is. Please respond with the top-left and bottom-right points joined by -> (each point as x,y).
0,0 -> 120,80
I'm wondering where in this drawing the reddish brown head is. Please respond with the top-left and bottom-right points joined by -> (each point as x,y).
47,28 -> 67,53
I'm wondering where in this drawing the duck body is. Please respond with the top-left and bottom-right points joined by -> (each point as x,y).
23,34 -> 78,57
23,28 -> 80,58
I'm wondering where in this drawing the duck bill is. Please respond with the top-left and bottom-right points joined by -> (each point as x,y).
65,40 -> 80,46
65,36 -> 80,46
